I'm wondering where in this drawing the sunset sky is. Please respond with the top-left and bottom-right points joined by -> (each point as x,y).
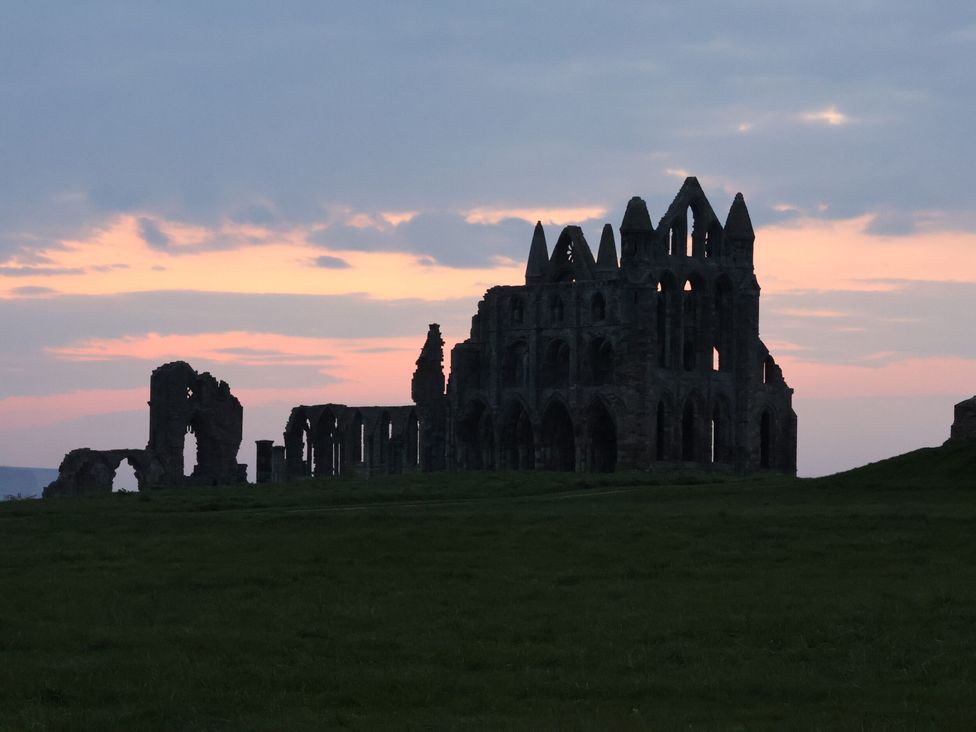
1,2 -> 974,478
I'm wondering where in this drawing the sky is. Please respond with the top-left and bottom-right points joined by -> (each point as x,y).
1,1 -> 974,479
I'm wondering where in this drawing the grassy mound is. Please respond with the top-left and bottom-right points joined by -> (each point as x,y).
3,465 -> 976,728
814,438 -> 976,489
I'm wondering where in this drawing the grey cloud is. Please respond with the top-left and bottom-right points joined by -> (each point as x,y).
10,286 -> 58,296
2,2 -> 973,261
763,280 -> 976,365
0,266 -> 84,277
309,214 -> 606,269
138,217 -> 170,249
312,255 -> 351,269
863,210 -> 917,236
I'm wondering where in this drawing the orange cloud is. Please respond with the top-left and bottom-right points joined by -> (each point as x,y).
0,215 -> 522,301
779,354 -> 976,399
755,216 -> 976,293
801,105 -> 849,126
43,331 -> 467,408
0,388 -> 146,429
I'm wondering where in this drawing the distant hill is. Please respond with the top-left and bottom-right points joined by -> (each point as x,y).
814,439 -> 976,488
0,466 -> 58,499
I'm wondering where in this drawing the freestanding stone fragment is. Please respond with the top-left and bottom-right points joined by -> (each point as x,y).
44,361 -> 247,496
948,396 -> 976,442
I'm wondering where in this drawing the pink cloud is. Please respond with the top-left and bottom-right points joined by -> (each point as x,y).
779,355 -> 976,399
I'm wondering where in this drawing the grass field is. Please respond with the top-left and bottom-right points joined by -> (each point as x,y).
2,442 -> 976,730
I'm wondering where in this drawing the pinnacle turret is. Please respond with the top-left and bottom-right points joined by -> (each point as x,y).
596,223 -> 618,273
724,193 -> 755,240
524,221 -> 549,284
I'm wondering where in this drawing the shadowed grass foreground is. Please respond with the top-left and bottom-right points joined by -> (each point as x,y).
2,443 -> 976,730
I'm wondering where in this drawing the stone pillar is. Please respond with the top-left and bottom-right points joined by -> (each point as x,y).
255,440 -> 273,484
271,446 -> 286,484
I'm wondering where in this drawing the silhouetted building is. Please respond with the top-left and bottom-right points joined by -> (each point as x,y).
274,178 -> 797,477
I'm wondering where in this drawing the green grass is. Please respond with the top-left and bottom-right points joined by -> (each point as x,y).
2,444 -> 976,730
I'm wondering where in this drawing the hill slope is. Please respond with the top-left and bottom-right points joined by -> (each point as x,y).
815,438 -> 976,488
0,466 -> 58,499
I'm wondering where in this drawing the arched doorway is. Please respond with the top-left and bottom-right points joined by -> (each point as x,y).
313,408 -> 339,477
541,401 -> 575,471
711,398 -> 732,465
459,400 -> 494,469
585,400 -> 616,472
500,400 -> 535,470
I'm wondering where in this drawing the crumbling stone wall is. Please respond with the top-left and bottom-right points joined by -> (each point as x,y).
44,361 -> 247,496
279,403 -> 420,480
147,362 -> 246,486
43,448 -> 160,497
948,396 -> 976,442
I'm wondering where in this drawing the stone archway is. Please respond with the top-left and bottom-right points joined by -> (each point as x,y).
584,400 -> 617,472
458,400 -> 494,469
500,400 -> 535,470
541,400 -> 575,471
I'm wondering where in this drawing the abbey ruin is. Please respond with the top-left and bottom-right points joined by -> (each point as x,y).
44,362 -> 247,496
273,177 -> 797,479
45,177 -> 797,494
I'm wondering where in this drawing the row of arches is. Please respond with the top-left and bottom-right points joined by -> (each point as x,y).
457,398 -> 618,473
455,395 -> 780,472
502,336 -> 614,389
510,291 -> 609,326
284,405 -> 421,479
665,204 -> 726,259
655,272 -> 734,372
506,274 -> 736,376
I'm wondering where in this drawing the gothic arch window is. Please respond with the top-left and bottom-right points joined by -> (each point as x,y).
502,340 -> 530,388
587,337 -> 614,385
714,275 -> 734,372
549,294 -> 565,324
682,277 -> 700,371
656,272 -> 677,368
591,292 -> 606,321
510,296 -> 524,325
542,338 -> 571,387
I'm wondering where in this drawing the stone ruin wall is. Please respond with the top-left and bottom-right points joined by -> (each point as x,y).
44,361 -> 247,496
948,396 -> 976,443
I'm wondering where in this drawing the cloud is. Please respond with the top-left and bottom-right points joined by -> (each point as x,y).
801,106 -> 850,126
137,217 -> 170,249
312,255 -> 351,269
763,281 -> 976,366
0,266 -> 85,276
10,286 -> 58,297
308,212 -> 541,268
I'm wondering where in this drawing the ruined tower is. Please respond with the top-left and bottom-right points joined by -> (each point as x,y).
445,177 -> 797,474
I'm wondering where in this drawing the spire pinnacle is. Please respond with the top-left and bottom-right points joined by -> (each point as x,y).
596,223 -> 618,272
725,193 -> 755,240
620,196 -> 653,232
525,221 -> 549,283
